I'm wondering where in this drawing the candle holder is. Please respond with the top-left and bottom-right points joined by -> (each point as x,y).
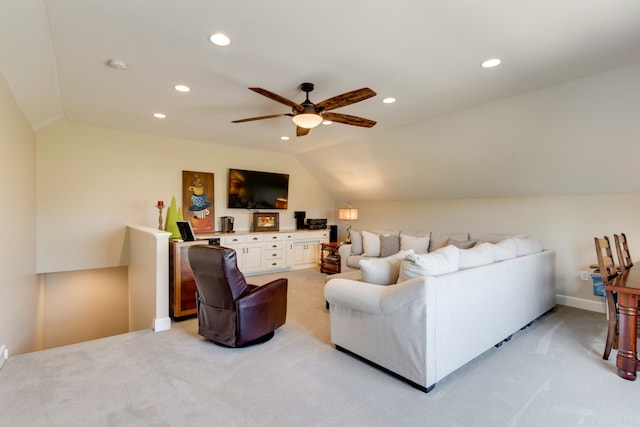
156,204 -> 165,230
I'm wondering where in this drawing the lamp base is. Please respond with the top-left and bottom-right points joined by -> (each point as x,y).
345,224 -> 352,243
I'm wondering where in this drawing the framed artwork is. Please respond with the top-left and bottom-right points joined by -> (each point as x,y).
182,171 -> 215,233
252,212 -> 279,232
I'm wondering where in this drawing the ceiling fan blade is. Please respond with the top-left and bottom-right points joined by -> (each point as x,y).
322,112 -> 376,128
231,113 -> 290,123
296,126 -> 310,137
249,87 -> 303,112
316,88 -> 376,112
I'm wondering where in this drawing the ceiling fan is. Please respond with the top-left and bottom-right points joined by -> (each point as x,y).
232,82 -> 377,137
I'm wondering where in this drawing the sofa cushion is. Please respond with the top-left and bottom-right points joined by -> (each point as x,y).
350,231 -> 363,255
459,242 -> 494,269
447,238 -> 478,249
347,255 -> 366,269
398,245 -> 460,282
469,233 -> 518,243
380,234 -> 401,257
359,250 -> 414,285
430,232 -> 468,252
362,230 -> 382,257
490,238 -> 517,261
400,233 -> 430,254
514,237 -> 543,256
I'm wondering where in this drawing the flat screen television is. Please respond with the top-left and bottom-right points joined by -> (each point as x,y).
228,168 -> 289,209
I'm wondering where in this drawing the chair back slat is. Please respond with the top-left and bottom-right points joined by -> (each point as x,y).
614,233 -> 633,272
594,236 -> 618,284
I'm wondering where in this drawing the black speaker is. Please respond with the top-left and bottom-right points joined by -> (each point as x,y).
294,211 -> 306,230
329,225 -> 338,243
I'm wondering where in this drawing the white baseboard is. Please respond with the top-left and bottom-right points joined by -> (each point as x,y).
153,317 -> 171,332
556,294 -> 606,313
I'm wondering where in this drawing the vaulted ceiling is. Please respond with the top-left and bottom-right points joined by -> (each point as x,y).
2,1 -> 640,199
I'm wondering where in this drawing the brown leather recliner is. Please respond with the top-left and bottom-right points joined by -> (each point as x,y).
188,245 -> 287,347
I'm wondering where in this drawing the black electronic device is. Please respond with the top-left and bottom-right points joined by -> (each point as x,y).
176,221 -> 196,241
228,168 -> 289,209
329,225 -> 338,243
295,211 -> 306,230
306,218 -> 327,230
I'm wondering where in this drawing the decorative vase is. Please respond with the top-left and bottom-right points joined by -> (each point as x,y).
164,196 -> 182,240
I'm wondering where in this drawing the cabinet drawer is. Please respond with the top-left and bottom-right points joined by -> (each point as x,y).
263,233 -> 284,242
222,235 -> 245,245
266,249 -> 284,259
245,234 -> 265,243
265,241 -> 285,250
265,258 -> 285,269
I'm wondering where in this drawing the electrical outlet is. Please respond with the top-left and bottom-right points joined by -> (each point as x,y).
580,271 -> 590,281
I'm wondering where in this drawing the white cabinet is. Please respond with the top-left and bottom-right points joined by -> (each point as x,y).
217,230 -> 328,275
263,233 -> 285,271
283,232 -> 295,268
221,235 -> 265,274
292,231 -> 329,268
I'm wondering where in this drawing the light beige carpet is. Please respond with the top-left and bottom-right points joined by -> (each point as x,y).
0,268 -> 638,426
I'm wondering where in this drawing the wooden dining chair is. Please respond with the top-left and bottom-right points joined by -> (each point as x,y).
594,236 -> 619,360
614,233 -> 633,272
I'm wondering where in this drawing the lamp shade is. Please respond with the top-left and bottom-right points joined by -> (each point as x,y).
292,113 -> 323,129
338,207 -> 359,221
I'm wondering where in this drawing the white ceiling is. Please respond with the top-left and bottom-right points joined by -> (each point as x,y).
2,0 -> 640,156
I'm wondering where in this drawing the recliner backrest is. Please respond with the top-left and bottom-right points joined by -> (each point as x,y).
188,245 -> 251,309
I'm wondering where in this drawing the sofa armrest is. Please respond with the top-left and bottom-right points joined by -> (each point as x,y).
338,244 -> 356,272
324,277 -> 428,314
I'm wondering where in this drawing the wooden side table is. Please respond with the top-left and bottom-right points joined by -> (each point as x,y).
320,242 -> 341,274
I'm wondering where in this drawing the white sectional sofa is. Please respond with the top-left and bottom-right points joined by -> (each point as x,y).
324,231 -> 556,393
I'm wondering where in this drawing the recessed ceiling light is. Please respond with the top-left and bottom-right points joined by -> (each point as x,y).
481,58 -> 501,68
153,113 -> 166,119
107,58 -> 127,70
281,136 -> 290,141
382,97 -> 396,104
209,33 -> 231,47
322,120 -> 333,125
174,84 -> 191,93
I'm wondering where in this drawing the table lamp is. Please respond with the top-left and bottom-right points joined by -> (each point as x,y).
338,202 -> 359,243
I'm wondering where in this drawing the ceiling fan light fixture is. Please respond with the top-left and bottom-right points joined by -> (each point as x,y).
292,113 -> 323,129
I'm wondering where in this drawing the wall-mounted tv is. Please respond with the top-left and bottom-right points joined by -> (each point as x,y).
228,168 -> 289,209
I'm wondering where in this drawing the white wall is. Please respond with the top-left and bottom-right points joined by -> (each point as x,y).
36,122 -> 335,273
0,72 -> 41,355
299,63 -> 640,202
44,267 -> 128,349
337,193 -> 640,312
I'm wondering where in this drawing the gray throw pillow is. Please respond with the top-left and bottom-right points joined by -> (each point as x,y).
380,235 -> 400,257
350,231 -> 363,255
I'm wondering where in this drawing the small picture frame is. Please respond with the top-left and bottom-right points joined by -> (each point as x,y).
252,212 -> 279,232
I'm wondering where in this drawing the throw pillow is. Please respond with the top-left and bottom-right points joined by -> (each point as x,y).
398,245 -> 460,282
447,238 -> 478,249
429,232 -> 468,252
350,230 -> 363,255
362,230 -> 381,257
490,238 -> 517,261
359,250 -> 414,285
514,237 -> 543,256
459,242 -> 494,269
380,234 -> 401,257
400,233 -> 430,254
